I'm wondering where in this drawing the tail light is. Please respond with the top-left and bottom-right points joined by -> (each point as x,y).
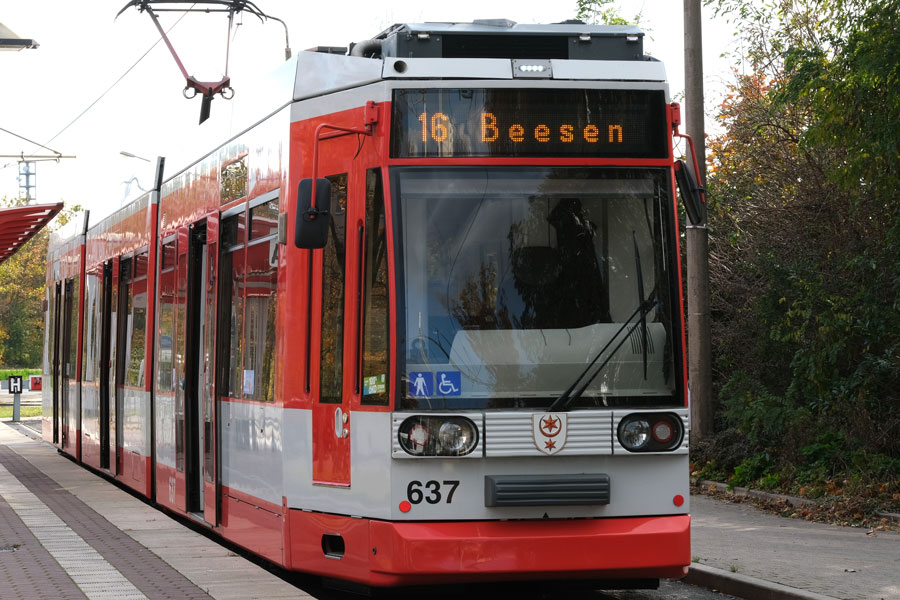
398,416 -> 479,457
618,413 -> 683,452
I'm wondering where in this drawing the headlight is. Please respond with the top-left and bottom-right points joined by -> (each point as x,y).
618,413 -> 683,452
398,416 -> 479,457
620,418 -> 651,450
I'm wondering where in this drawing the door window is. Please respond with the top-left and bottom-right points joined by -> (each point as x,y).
320,174 -> 347,404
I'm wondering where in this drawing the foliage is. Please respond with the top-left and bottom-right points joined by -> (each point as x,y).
699,0 -> 900,500
0,197 -> 82,368
574,0 -> 641,25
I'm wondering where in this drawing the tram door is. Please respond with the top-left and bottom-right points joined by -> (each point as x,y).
114,257 -> 132,475
312,173 -> 352,487
98,260 -> 115,472
177,221 -> 218,524
51,282 -> 61,444
60,278 -> 75,450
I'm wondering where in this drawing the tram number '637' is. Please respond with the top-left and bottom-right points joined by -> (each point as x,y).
407,480 -> 460,504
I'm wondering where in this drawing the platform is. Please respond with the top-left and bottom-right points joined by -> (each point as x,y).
0,419 -> 309,600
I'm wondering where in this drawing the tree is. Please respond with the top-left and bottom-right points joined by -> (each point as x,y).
574,0 -> 641,25
699,0 -> 900,491
0,197 -> 82,367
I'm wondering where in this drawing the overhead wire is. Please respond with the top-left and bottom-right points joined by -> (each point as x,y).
0,127 -> 63,156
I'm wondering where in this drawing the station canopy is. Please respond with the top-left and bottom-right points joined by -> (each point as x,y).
0,202 -> 63,266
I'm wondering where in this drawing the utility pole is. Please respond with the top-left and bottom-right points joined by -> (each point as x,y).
684,0 -> 713,439
18,161 -> 36,202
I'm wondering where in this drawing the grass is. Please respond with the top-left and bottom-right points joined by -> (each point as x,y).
0,406 -> 42,419
0,368 -> 41,380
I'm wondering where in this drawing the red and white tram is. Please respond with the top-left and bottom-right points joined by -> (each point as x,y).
43,20 -> 705,588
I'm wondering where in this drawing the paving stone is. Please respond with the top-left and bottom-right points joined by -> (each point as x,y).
1,423 -> 310,599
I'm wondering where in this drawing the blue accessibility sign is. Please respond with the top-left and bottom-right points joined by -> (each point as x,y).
408,372 -> 433,397
435,371 -> 461,396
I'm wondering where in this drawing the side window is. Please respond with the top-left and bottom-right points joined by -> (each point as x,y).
243,194 -> 279,401
320,174 -> 348,404
65,276 -> 79,379
117,257 -> 133,388
361,169 -> 389,405
43,286 -> 51,376
126,252 -> 149,387
218,212 -> 245,398
157,241 -> 176,393
83,271 -> 100,383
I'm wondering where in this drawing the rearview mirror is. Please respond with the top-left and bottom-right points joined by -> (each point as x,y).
674,160 -> 706,226
295,178 -> 331,249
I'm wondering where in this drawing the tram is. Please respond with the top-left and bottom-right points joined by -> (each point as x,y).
42,20 -> 705,588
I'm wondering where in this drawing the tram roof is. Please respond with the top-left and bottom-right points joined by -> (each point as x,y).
371,20 -> 647,61
376,21 -> 644,37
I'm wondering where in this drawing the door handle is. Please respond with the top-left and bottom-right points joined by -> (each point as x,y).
334,407 -> 349,438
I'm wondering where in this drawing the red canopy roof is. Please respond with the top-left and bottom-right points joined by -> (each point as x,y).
0,202 -> 63,266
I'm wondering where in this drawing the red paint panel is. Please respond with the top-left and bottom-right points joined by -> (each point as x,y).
367,515 -> 690,585
84,199 -> 154,270
287,509 -> 371,580
115,452 -> 151,498
283,511 -> 689,586
220,486 -> 283,564
311,404 -> 350,485
155,461 -> 186,513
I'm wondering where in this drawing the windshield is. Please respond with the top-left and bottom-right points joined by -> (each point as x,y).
394,167 -> 680,410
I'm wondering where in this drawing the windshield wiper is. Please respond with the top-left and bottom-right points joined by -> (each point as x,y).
547,295 -> 658,413
547,234 -> 656,413
633,231 -> 649,381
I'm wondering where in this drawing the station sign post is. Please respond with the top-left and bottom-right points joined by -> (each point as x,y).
8,376 -> 22,422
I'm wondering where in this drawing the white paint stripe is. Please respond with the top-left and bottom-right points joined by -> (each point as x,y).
0,463 -> 147,600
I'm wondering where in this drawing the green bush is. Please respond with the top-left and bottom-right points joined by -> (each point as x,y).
0,368 -> 41,380
730,454 -> 774,487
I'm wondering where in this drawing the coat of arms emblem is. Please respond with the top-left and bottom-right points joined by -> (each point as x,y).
533,413 -> 567,455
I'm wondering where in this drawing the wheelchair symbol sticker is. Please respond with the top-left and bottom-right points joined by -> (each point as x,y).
436,371 -> 461,396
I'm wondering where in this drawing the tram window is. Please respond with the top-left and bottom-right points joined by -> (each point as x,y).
249,196 -> 279,240
362,168 -> 389,405
243,198 -> 279,402
217,212 -> 246,400
157,241 -> 176,393
221,153 -> 248,205
117,258 -> 132,389
230,247 -> 246,398
242,245 -> 277,401
83,271 -> 100,383
43,287 -> 51,376
221,210 -> 246,248
66,276 -> 79,379
161,239 -> 176,270
125,252 -> 149,387
320,173 -> 347,404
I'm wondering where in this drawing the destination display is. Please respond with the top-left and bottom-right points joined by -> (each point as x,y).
391,88 -> 668,158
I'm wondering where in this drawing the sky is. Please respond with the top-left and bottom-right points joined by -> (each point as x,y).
0,1 -> 740,224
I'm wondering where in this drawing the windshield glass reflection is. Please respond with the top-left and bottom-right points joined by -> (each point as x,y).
395,167 -> 678,410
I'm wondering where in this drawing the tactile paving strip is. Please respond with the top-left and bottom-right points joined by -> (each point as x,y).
0,462 -> 147,599
0,443 -> 212,600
